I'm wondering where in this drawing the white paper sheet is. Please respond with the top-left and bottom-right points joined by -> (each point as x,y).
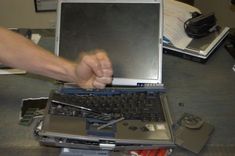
164,0 -> 201,49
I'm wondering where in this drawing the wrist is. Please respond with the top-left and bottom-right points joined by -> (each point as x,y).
65,62 -> 78,83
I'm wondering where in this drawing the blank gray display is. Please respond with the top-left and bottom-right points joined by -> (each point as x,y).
59,3 -> 160,80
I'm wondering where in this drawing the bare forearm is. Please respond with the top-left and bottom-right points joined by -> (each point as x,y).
0,27 -> 77,83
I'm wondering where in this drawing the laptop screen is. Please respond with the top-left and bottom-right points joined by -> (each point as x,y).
57,1 -> 162,85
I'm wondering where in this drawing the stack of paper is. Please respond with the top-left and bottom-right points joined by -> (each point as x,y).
164,0 -> 201,49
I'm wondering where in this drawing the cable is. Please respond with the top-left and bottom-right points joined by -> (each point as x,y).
184,12 -> 218,39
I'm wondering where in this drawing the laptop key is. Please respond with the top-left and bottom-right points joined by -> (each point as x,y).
49,91 -> 165,122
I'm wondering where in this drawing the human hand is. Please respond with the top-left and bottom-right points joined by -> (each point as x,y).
74,50 -> 113,89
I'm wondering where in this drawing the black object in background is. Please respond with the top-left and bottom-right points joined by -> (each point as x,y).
224,28 -> 235,59
231,0 -> 235,5
177,0 -> 194,5
184,12 -> 217,39
15,28 -> 32,39
34,0 -> 57,12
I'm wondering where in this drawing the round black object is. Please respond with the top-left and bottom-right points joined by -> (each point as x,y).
231,0 -> 235,4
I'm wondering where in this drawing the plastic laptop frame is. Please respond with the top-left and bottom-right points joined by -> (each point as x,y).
54,0 -> 164,86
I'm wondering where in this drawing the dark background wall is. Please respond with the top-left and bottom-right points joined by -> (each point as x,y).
0,0 -> 234,28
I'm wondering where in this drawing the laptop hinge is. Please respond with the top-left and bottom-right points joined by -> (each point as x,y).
99,141 -> 116,150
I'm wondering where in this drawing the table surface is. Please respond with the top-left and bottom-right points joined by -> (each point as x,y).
0,30 -> 234,156
1,2 -> 235,154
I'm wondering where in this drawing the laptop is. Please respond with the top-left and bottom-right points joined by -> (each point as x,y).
34,0 -> 175,150
163,27 -> 230,63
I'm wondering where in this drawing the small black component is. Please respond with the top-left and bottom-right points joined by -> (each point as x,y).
184,12 -> 217,39
225,28 -> 235,59
17,29 -> 32,39
140,126 -> 149,132
122,122 -> 129,126
19,98 -> 48,126
179,113 -> 204,129
19,108 -> 38,126
128,126 -> 138,131
191,11 -> 201,18
11,28 -> 32,39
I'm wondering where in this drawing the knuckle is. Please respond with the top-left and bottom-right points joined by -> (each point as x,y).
82,55 -> 90,63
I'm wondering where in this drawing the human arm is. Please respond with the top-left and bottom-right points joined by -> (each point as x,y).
0,27 -> 113,88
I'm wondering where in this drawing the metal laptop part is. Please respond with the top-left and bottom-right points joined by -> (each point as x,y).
175,113 -> 214,154
97,117 -> 125,130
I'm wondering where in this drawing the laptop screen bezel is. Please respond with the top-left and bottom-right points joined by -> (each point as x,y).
55,0 -> 163,86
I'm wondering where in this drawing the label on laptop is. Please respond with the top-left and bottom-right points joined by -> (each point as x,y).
145,123 -> 166,131
156,123 -> 166,130
145,124 -> 156,131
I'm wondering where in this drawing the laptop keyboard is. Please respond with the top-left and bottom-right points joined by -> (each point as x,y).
49,91 -> 165,122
